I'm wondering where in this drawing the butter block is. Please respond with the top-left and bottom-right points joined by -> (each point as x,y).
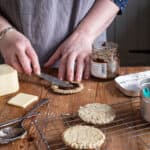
7,93 -> 38,108
0,64 -> 19,96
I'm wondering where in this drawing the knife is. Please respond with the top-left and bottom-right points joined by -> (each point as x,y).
39,72 -> 73,88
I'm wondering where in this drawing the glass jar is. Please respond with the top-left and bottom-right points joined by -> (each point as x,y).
91,42 -> 119,79
139,78 -> 150,122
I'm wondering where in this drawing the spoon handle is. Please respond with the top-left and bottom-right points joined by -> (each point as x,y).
24,98 -> 48,117
0,98 -> 48,128
0,112 -> 37,128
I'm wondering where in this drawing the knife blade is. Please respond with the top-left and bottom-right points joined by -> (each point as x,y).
39,72 -> 73,88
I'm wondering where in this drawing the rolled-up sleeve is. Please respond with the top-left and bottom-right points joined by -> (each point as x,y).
114,0 -> 128,14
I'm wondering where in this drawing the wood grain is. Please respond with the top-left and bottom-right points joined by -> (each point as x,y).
0,67 -> 149,150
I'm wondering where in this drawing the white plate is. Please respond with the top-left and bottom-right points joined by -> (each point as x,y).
114,71 -> 150,96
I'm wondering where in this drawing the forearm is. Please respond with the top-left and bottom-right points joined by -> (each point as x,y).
75,0 -> 119,41
0,15 -> 12,31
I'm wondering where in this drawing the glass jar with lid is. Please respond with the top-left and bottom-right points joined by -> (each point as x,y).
91,41 -> 119,79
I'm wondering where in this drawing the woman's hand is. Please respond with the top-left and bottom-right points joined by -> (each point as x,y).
0,29 -> 40,75
44,0 -> 119,82
44,31 -> 93,82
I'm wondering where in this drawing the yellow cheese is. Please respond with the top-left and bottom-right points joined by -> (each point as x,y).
7,93 -> 38,108
0,64 -> 19,96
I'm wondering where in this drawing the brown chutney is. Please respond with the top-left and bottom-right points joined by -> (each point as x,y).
91,42 -> 119,79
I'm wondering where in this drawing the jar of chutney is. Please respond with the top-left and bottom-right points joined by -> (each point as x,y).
91,42 -> 119,79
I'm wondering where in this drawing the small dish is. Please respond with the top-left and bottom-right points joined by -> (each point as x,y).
114,71 -> 150,96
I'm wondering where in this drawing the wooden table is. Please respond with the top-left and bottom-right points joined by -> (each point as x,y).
0,66 -> 149,150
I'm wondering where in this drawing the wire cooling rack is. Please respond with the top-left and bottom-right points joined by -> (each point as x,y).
30,99 -> 150,150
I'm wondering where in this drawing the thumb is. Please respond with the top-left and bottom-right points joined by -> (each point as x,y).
44,49 -> 61,67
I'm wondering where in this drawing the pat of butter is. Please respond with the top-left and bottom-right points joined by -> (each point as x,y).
0,64 -> 19,96
8,93 -> 38,108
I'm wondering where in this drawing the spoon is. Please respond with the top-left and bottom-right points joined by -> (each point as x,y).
0,122 -> 27,144
0,98 -> 48,144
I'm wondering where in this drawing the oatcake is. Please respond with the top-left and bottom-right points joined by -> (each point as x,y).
78,103 -> 116,125
51,81 -> 84,94
62,125 -> 105,149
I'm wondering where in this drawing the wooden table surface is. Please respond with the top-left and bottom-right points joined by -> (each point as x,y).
0,66 -> 149,150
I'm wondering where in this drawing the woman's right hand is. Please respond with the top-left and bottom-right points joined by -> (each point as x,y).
0,29 -> 40,75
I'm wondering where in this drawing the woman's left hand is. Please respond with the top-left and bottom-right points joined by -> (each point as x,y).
44,31 -> 93,82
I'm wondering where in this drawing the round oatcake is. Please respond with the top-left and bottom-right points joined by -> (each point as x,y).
78,103 -> 116,125
51,81 -> 84,94
62,125 -> 105,149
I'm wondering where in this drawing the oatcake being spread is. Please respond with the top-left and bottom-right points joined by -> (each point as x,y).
51,81 -> 84,94
78,103 -> 116,125
62,125 -> 105,149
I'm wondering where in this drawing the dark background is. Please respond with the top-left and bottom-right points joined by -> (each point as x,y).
108,0 -> 150,66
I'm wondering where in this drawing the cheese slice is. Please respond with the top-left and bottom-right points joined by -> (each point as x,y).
0,64 -> 19,96
7,93 -> 38,108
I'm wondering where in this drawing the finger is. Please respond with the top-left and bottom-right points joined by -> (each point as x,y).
11,55 -> 23,73
84,56 -> 90,79
58,56 -> 67,80
66,53 -> 77,81
44,49 -> 61,67
17,51 -> 32,75
75,55 -> 85,82
26,46 -> 41,75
